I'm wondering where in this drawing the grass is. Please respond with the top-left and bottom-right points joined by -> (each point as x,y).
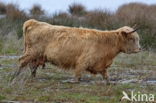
0,30 -> 23,55
0,95 -> 6,101
0,51 -> 156,103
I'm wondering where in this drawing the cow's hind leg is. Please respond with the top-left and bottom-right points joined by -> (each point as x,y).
15,54 -> 34,77
11,55 -> 33,81
29,63 -> 38,78
40,57 -> 46,69
42,64 -> 45,69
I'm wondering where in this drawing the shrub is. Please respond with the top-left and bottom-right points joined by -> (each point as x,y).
116,3 -> 148,25
51,12 -> 70,25
68,3 -> 87,16
51,12 -> 75,27
30,4 -> 44,18
0,2 -> 6,14
6,3 -> 27,20
85,9 -> 114,30
16,20 -> 24,38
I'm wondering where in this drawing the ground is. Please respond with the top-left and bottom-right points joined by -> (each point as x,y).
0,51 -> 156,103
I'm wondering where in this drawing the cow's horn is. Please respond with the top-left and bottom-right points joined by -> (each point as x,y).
128,28 -> 139,34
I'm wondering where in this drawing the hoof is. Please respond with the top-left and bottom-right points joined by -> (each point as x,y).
106,81 -> 116,85
70,78 -> 81,83
62,78 -> 80,83
30,74 -> 36,79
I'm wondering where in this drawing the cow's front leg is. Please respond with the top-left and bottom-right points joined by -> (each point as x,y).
74,69 -> 82,82
101,69 -> 110,85
74,64 -> 87,82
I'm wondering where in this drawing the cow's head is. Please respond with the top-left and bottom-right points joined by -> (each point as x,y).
119,26 -> 141,54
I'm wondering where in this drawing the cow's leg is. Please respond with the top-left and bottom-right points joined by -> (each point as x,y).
19,54 -> 29,62
29,57 -> 46,77
100,69 -> 110,85
42,64 -> 45,69
29,62 -> 38,78
74,64 -> 87,82
10,54 -> 34,81
16,55 -> 34,76
41,57 -> 46,69
74,69 -> 82,82
31,67 -> 37,77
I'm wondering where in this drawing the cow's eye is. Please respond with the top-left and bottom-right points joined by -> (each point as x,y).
129,38 -> 135,42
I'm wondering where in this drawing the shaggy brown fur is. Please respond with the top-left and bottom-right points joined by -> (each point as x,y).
18,19 -> 141,83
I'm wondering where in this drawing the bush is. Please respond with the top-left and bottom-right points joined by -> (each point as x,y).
6,3 -> 27,20
85,9 -> 114,30
30,4 -> 44,18
68,3 -> 87,16
0,2 -> 6,14
51,12 -> 72,26
116,3 -> 148,25
16,20 -> 24,38
0,17 -> 24,38
51,12 -> 79,27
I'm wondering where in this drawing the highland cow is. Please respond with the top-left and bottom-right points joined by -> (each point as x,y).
16,19 -> 141,84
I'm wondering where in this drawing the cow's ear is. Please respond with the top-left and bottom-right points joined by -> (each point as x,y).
121,31 -> 129,37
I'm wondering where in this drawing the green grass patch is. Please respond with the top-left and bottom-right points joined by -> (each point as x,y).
0,95 -> 6,101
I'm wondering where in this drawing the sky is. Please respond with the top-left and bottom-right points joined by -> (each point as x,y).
1,0 -> 156,14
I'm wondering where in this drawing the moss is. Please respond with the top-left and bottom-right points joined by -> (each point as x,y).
38,96 -> 50,102
0,95 -> 6,101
